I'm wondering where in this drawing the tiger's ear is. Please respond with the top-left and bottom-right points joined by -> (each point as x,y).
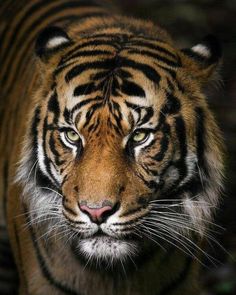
180,35 -> 222,83
35,26 -> 73,61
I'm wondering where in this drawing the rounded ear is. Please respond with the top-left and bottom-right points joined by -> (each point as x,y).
35,26 -> 73,61
180,35 -> 222,82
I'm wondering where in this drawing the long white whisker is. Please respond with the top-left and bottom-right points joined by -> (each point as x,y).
139,223 -> 202,263
37,186 -> 63,198
26,159 -> 39,184
149,210 -> 225,231
142,220 -> 220,266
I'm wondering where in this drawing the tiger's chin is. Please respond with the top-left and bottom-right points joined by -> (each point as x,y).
71,233 -> 139,267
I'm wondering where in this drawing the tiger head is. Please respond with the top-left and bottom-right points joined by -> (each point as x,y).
17,23 -> 224,267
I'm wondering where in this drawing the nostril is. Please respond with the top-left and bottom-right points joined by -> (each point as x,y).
79,202 -> 120,224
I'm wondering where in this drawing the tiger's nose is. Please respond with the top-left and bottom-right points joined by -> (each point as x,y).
79,203 -> 119,224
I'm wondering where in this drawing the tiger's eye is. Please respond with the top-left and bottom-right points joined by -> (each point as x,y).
66,130 -> 80,143
132,131 -> 148,143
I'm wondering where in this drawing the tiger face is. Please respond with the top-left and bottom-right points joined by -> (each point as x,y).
18,26 -> 223,267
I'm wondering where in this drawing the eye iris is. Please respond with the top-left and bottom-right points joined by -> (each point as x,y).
66,130 -> 79,142
133,132 -> 147,142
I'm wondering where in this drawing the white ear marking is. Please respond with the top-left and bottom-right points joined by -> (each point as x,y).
46,36 -> 70,49
191,44 -> 211,58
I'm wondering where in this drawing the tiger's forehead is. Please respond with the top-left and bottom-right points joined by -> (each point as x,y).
55,78 -> 163,136
52,35 -> 180,134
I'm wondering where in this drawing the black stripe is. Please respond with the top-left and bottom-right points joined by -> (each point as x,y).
167,116 -> 187,190
49,133 -> 65,166
25,206 -> 80,295
2,0 -> 104,66
121,80 -> 145,98
83,102 -> 103,128
87,117 -> 100,133
161,93 -> 181,115
134,168 -> 160,192
65,59 -> 115,82
31,106 -> 41,147
111,123 -> 123,136
158,256 -> 193,295
121,57 -> 161,84
74,82 -> 96,96
153,135 -> 169,162
125,101 -> 142,124
42,115 -> 60,187
119,206 -> 144,217
35,168 -> 58,191
138,107 -> 154,126
127,49 -> 179,67
65,56 -> 161,85
71,96 -> 103,115
62,33 -> 130,62
126,39 -> 178,60
175,116 -> 187,160
166,77 -> 175,92
61,39 -> 119,63
169,176 -> 202,198
125,101 -> 142,111
158,65 -> 177,80
1,0 -> 51,63
109,103 -> 124,134
195,107 -> 207,173
112,216 -> 143,226
60,49 -> 112,65
48,91 -> 60,124
26,106 -> 42,188
63,108 -> 72,124
63,205 -> 78,217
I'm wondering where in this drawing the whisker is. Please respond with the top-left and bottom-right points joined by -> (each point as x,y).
149,209 -> 225,231
139,223 -> 202,263
26,159 -> 39,184
142,220 -> 221,267
37,186 -> 63,198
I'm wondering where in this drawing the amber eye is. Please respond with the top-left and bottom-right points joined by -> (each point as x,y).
65,130 -> 80,143
131,130 -> 150,145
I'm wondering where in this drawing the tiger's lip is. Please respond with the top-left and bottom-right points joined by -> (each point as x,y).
84,228 -> 138,242
85,228 -> 117,240
91,228 -> 111,238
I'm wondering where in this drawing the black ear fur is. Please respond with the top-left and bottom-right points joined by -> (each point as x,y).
35,26 -> 72,59
181,34 -> 222,66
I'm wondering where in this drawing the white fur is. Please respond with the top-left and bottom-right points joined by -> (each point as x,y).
50,162 -> 62,184
78,236 -> 137,261
37,140 -> 54,183
192,44 -> 211,58
179,152 -> 198,187
46,37 -> 69,49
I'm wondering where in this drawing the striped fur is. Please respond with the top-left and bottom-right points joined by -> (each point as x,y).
0,1 -> 224,295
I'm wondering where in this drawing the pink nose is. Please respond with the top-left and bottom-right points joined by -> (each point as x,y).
79,205 -> 113,224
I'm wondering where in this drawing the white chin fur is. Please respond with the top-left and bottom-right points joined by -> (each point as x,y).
78,236 -> 137,261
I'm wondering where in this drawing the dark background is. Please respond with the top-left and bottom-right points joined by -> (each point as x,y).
116,1 -> 236,294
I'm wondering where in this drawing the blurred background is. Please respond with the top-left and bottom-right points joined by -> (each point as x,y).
116,0 -> 236,294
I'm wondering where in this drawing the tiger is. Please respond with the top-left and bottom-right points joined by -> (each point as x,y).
0,0 -> 224,295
